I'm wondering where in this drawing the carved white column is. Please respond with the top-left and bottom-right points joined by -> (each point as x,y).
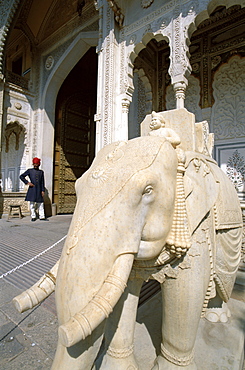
94,1 -> 118,153
115,96 -> 130,142
173,81 -> 186,109
168,7 -> 194,109
113,30 -> 135,142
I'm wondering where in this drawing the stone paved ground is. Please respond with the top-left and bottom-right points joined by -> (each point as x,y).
0,214 -> 71,369
0,214 -> 244,369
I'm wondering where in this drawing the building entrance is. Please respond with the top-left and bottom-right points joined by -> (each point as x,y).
53,47 -> 97,213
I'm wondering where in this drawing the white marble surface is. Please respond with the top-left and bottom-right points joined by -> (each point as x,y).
134,294 -> 245,370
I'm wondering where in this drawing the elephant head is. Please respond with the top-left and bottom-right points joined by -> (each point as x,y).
54,136 -> 181,348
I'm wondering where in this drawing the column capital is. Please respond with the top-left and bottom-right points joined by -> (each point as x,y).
172,81 -> 187,109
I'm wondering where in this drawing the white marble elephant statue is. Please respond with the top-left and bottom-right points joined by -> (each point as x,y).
13,135 -> 242,370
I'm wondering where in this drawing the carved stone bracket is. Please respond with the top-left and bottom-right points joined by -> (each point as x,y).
106,0 -> 124,27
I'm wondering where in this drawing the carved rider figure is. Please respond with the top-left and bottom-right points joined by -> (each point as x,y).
149,111 -> 181,148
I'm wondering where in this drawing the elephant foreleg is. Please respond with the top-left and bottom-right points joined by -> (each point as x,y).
96,277 -> 144,370
153,240 -> 211,369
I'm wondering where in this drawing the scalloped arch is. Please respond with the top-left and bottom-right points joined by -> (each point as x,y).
188,0 -> 244,40
4,120 -> 26,152
130,32 -> 169,65
129,32 -> 169,112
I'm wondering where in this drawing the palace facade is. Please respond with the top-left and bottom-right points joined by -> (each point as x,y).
0,0 -> 244,216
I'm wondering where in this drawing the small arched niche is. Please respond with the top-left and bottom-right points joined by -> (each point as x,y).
1,121 -> 26,192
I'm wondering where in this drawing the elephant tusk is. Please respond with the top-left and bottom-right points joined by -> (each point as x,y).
58,253 -> 135,347
12,260 -> 59,313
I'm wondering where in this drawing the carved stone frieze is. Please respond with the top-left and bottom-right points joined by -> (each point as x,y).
119,31 -> 126,95
6,71 -> 29,90
197,5 -> 243,29
123,1 -> 176,37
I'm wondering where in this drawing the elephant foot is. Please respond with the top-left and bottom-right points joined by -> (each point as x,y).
205,302 -> 231,323
151,356 -> 197,370
94,348 -> 139,370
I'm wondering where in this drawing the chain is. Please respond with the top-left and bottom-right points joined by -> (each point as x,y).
0,235 -> 67,279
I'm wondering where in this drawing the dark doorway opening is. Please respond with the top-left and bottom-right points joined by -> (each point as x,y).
53,47 -> 98,213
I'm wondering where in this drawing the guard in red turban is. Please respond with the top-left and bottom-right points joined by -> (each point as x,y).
20,158 -> 47,221
32,157 -> 41,165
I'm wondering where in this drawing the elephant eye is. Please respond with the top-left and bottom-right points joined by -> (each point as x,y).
143,185 -> 153,195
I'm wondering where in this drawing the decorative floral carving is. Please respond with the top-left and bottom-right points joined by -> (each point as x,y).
192,62 -> 200,73
45,55 -> 54,70
129,34 -> 137,45
212,56 -> 245,140
226,150 -> 245,191
185,75 -> 202,121
14,102 -> 22,110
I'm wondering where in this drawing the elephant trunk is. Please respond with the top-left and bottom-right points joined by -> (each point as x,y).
12,260 -> 59,313
58,253 -> 135,348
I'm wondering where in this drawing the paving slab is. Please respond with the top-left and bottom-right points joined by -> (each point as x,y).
0,281 -> 57,369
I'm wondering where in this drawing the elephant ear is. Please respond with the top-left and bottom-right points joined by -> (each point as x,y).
184,153 -> 219,235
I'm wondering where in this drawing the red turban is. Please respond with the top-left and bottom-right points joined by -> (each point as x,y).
33,157 -> 41,165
